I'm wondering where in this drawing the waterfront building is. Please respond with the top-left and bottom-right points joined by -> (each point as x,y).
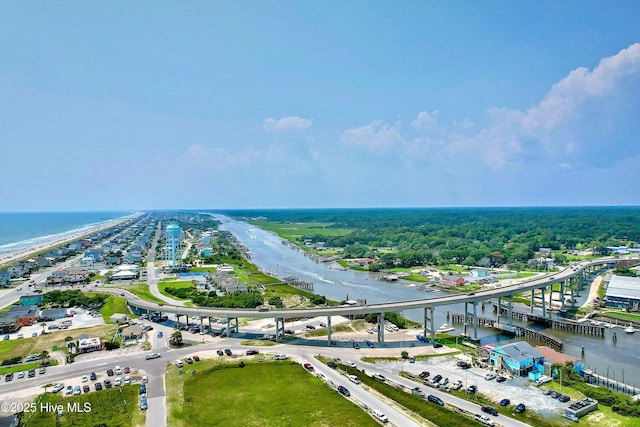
605,275 -> 640,310
484,341 -> 544,376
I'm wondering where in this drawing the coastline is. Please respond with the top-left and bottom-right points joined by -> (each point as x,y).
0,213 -> 142,269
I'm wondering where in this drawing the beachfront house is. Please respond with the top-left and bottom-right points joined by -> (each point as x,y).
78,337 -> 102,353
20,294 -> 43,306
110,313 -> 130,324
0,272 -> 11,287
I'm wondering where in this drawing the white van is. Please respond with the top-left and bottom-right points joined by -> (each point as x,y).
175,360 -> 184,368
371,409 -> 388,423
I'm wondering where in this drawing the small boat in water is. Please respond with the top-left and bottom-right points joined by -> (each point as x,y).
625,324 -> 635,334
437,324 -> 455,333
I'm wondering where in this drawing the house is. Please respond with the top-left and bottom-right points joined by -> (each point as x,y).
8,306 -> 37,326
39,308 -> 68,321
51,269 -> 87,283
484,341 -> 544,376
8,263 -> 30,278
470,268 -> 488,278
111,270 -> 137,280
0,272 -> 11,287
121,325 -> 144,340
354,258 -> 376,267
443,276 -> 466,287
110,313 -> 130,324
78,337 -> 102,353
0,316 -> 21,333
20,294 -> 43,306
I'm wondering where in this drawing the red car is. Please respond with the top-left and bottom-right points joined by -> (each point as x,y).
192,355 -> 200,361
303,363 -> 314,372
124,367 -> 130,374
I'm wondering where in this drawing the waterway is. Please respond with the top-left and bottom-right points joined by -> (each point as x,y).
214,214 -> 640,388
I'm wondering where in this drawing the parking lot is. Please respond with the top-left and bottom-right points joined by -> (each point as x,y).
379,356 -> 571,417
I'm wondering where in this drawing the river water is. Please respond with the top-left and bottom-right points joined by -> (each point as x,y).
215,214 -> 640,388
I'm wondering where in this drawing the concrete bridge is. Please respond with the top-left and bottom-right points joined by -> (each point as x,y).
118,257 -> 631,346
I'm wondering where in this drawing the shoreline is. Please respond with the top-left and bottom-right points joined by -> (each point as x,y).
0,213 -> 143,269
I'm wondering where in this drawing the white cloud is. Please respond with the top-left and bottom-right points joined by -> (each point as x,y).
348,43 -> 640,171
341,120 -> 404,152
411,110 -> 439,130
263,116 -> 313,133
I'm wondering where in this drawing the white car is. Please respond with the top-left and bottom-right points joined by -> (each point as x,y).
345,360 -> 356,367
274,354 -> 288,360
141,376 -> 148,384
115,366 -> 123,375
124,376 -> 131,385
485,373 -> 496,381
114,377 -> 122,386
52,383 -> 64,393
451,380 -> 463,390
348,375 -> 361,384
81,375 -> 88,382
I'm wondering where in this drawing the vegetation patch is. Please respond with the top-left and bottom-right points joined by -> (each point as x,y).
24,385 -> 143,427
113,283 -> 165,303
91,294 -> 134,324
167,360 -> 377,427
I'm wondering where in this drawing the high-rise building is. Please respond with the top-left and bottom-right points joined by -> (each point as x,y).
165,224 -> 181,269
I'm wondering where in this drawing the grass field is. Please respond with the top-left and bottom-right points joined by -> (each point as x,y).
166,360 -> 378,427
92,294 -> 135,324
114,283 -> 165,303
24,385 -> 144,427
247,219 -> 354,243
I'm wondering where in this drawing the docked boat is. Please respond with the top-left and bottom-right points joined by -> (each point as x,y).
436,324 -> 455,333
625,324 -> 635,334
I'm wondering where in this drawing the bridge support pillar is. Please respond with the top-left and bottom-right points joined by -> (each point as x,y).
541,288 -> 547,318
473,301 -> 478,341
530,290 -> 535,313
424,307 -> 435,344
497,297 -> 502,324
377,312 -> 385,343
327,316 -> 332,344
508,295 -> 513,327
275,318 -> 285,342
560,281 -> 566,310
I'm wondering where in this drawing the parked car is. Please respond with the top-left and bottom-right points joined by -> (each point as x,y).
371,409 -> 389,423
344,360 -> 356,367
245,350 -> 258,356
115,366 -> 123,375
66,385 -> 73,395
52,383 -> 64,393
124,366 -> 130,374
475,414 -> 495,426
139,384 -> 147,394
104,379 -> 112,388
83,385 -> 90,393
372,373 -> 386,381
496,376 -> 507,383
485,373 -> 496,381
114,377 -> 122,386
39,367 -> 46,375
558,395 -> 571,403
274,354 -> 288,360
140,400 -> 148,410
419,371 -> 430,379
107,368 -> 114,376
337,384 -> 350,396
28,369 -> 35,378
74,386 -> 81,395
157,331 -> 163,338
142,376 -> 148,384
95,382 -> 103,391
431,374 -> 443,383
467,385 -> 477,394
124,376 -> 131,385
499,398 -> 510,406
224,349 -> 232,356
303,363 -> 314,372
90,372 -> 97,381
514,403 -> 526,413
82,375 -> 88,382
327,361 -> 338,369
457,361 -> 470,369
216,350 -> 224,356
145,353 -> 161,360
17,372 -> 24,379
185,357 -> 194,364
192,355 -> 200,361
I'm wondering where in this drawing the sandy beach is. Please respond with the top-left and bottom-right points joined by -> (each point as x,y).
0,214 -> 140,268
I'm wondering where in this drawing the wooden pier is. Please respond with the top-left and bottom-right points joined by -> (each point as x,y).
551,319 -> 605,336
451,312 -> 564,351
491,302 -> 551,325
282,276 -> 314,292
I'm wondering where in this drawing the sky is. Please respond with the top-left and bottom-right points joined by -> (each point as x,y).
2,2 -> 640,211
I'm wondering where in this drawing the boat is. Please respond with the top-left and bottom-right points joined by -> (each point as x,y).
625,324 -> 635,334
436,324 -> 455,333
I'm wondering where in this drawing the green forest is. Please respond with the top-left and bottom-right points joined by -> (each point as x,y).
218,207 -> 640,270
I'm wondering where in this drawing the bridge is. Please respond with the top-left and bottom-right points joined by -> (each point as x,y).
117,257 -> 630,345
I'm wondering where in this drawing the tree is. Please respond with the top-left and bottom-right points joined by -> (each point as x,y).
170,330 -> 183,346
401,351 -> 409,359
39,350 -> 50,366
40,322 -> 47,335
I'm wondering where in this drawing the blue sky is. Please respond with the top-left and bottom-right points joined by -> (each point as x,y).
2,2 -> 640,211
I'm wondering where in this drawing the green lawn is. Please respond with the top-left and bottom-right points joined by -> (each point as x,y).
601,311 -> 640,322
24,385 -> 144,427
166,360 -> 378,427
114,283 -> 165,303
402,274 -> 430,283
91,294 -> 135,324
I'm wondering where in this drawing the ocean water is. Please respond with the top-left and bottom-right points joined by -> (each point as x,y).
0,211 -> 136,255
